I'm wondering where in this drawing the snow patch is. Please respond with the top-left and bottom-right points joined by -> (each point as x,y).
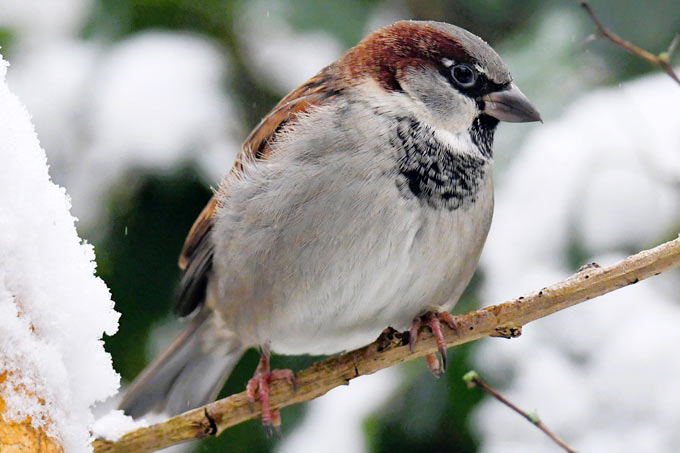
0,54 -> 120,452
91,410 -> 148,442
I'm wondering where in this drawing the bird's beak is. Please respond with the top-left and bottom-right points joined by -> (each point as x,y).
480,83 -> 542,123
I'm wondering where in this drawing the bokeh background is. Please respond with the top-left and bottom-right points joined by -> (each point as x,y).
1,0 -> 679,451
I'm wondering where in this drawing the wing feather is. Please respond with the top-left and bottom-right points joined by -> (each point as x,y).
175,68 -> 343,316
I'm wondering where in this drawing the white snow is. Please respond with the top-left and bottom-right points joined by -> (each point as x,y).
474,70 -> 680,452
91,410 -> 148,442
0,55 -> 121,452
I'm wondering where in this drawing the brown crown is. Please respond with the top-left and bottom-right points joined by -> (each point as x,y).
338,21 -> 476,91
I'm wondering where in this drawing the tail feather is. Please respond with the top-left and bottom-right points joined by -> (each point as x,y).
119,309 -> 244,419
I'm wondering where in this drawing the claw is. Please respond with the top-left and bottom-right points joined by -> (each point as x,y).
271,409 -> 282,439
264,423 -> 276,439
437,311 -> 459,331
408,311 -> 459,377
246,376 -> 259,413
245,347 -> 295,435
271,424 -> 283,439
426,315 -> 448,374
270,369 -> 296,391
425,353 -> 442,378
438,344 -> 448,374
409,316 -> 422,352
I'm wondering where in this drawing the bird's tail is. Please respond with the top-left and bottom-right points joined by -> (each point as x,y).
118,309 -> 244,419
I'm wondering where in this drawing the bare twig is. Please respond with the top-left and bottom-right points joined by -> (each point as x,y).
93,236 -> 680,452
579,1 -> 680,85
463,370 -> 577,453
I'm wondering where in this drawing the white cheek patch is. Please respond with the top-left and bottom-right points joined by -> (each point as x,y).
432,126 -> 477,156
397,67 -> 481,134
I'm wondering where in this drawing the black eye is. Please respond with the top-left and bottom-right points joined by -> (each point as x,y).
451,63 -> 477,88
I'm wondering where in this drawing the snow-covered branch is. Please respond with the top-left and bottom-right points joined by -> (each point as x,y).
93,236 -> 680,453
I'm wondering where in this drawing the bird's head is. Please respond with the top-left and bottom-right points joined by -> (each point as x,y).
339,20 -> 541,135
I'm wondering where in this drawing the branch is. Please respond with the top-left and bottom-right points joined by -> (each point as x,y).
93,236 -> 680,452
463,370 -> 577,453
579,1 -> 680,85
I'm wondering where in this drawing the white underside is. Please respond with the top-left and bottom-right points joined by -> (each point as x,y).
266,176 -> 494,355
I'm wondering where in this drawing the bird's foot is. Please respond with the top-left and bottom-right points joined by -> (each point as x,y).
246,349 -> 295,438
408,311 -> 459,378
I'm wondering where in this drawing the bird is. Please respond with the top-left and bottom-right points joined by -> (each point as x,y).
119,19 -> 541,434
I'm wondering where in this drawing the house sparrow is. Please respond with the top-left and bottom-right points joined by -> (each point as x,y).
119,20 -> 541,433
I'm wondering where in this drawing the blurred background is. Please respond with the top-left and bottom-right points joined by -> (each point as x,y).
1,0 -> 679,451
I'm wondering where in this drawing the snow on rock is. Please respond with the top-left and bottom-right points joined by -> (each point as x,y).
475,70 -> 680,452
0,55 -> 120,452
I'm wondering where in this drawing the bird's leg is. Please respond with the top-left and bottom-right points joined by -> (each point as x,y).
246,345 -> 296,437
408,311 -> 459,377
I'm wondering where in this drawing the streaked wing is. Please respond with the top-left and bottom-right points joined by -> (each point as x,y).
175,68 -> 343,317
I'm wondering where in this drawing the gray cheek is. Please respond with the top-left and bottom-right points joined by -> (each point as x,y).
400,68 -> 478,132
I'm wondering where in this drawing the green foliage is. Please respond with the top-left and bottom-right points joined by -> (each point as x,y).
404,0 -> 545,45
0,28 -> 15,56
83,0 -> 234,40
364,345 -> 484,453
279,0 -> 381,46
95,166 -> 212,380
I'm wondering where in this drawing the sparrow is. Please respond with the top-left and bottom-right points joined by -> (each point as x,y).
119,20 -> 541,433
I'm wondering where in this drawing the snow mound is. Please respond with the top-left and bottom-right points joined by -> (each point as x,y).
0,54 -> 120,452
91,410 -> 148,442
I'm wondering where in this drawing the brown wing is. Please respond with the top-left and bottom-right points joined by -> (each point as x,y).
175,197 -> 218,316
175,68 -> 344,317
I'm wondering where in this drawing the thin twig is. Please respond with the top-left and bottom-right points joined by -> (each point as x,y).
579,1 -> 680,85
463,370 -> 577,453
93,236 -> 680,452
